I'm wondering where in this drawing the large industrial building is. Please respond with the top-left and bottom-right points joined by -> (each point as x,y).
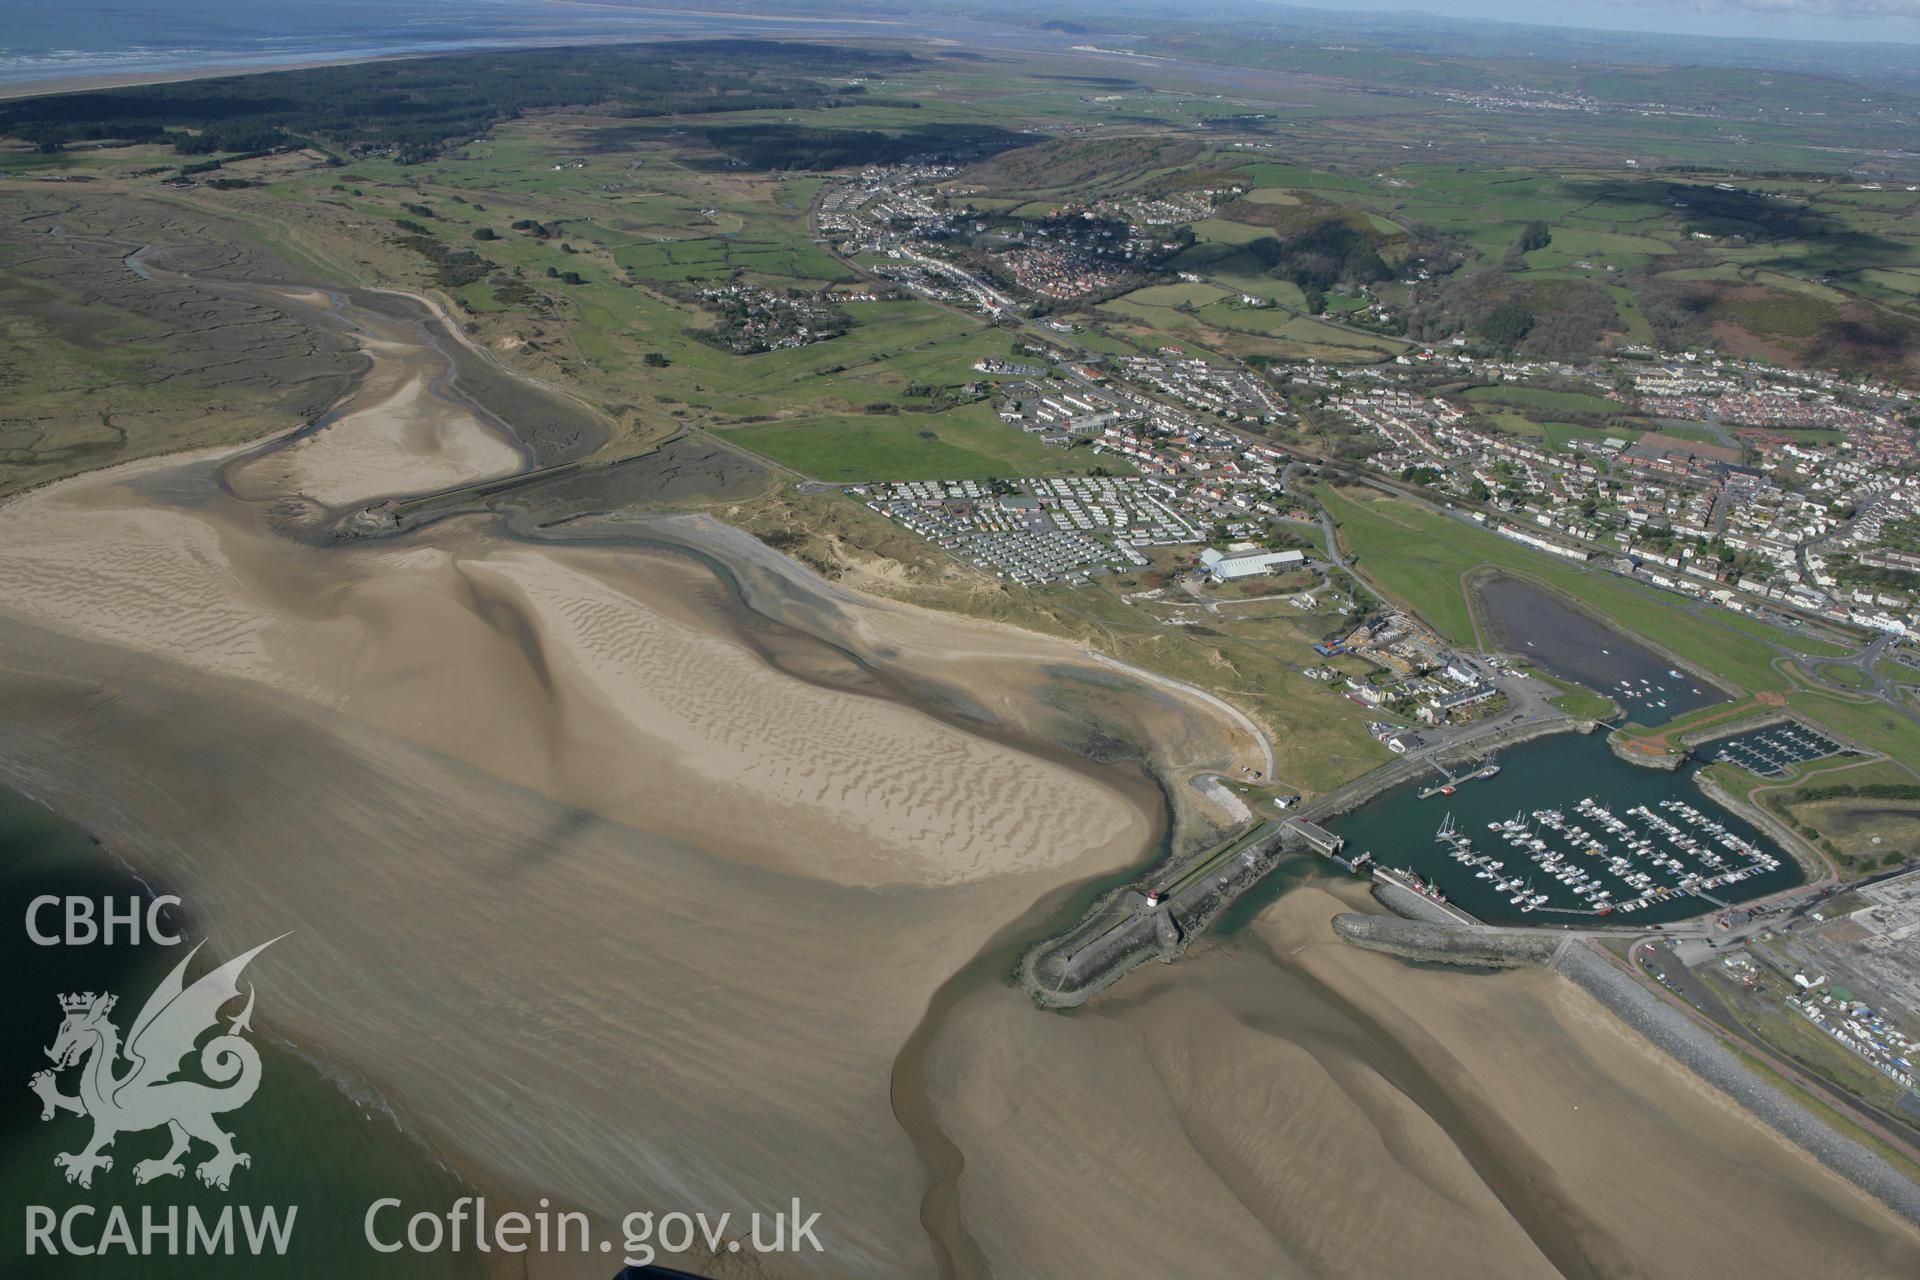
1199,546 -> 1306,583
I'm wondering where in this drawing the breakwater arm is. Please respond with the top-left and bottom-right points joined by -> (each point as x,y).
1017,717 -> 1597,1008
1331,914 -> 1568,966
1018,823 -> 1287,1009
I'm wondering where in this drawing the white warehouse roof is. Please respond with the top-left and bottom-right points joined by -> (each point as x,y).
1200,548 -> 1305,579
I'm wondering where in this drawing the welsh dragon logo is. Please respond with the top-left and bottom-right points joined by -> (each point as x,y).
29,937 -> 282,1191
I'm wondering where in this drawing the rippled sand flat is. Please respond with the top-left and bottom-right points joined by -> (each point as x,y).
0,457 -> 1161,886
463,546 -> 1150,883
0,411 -> 1236,1274
0,616 -> 1037,1274
4,233 -> 1914,1279
916,885 -> 1920,1279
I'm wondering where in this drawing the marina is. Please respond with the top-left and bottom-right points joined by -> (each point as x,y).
1602,668 -> 1718,725
1475,575 -> 1725,723
1709,721 -> 1855,777
1328,733 -> 1805,926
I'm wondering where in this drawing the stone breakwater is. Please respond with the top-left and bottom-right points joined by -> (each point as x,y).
1371,878 -> 1470,925
1607,730 -> 1688,771
1335,914 -> 1920,1232
1331,913 -> 1566,966
1016,719 -> 1598,1008
1609,708 -> 1847,774
1018,825 -> 1287,1009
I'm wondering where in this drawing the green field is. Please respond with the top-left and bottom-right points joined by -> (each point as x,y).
1715,611 -> 1853,658
1460,384 -> 1621,417
1532,670 -> 1619,719
1317,486 -> 1787,695
1317,485 -> 1920,764
1816,663 -> 1870,688
1785,685 -> 1920,764
1539,420 -> 1622,452
721,403 -> 1119,482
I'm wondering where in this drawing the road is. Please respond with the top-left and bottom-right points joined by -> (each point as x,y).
806,165 -> 1920,806
1626,913 -> 1920,1165
1333,470 -> 1920,739
811,165 -> 1910,691
1276,461 -> 1396,611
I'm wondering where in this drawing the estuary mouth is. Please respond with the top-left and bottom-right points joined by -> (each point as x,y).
6,20 -> 1920,1278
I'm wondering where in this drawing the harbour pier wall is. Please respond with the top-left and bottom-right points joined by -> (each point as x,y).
1019,823 -> 1287,1009
1021,718 -> 1599,1007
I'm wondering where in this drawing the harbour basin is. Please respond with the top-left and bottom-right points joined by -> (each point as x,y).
1326,733 -> 1805,927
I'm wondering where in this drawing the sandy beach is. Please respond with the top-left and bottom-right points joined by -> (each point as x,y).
917,883 -> 1920,1278
225,369 -> 524,510
2,199 -> 1916,1278
0,259 -> 1261,1272
0,446 -> 1178,886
